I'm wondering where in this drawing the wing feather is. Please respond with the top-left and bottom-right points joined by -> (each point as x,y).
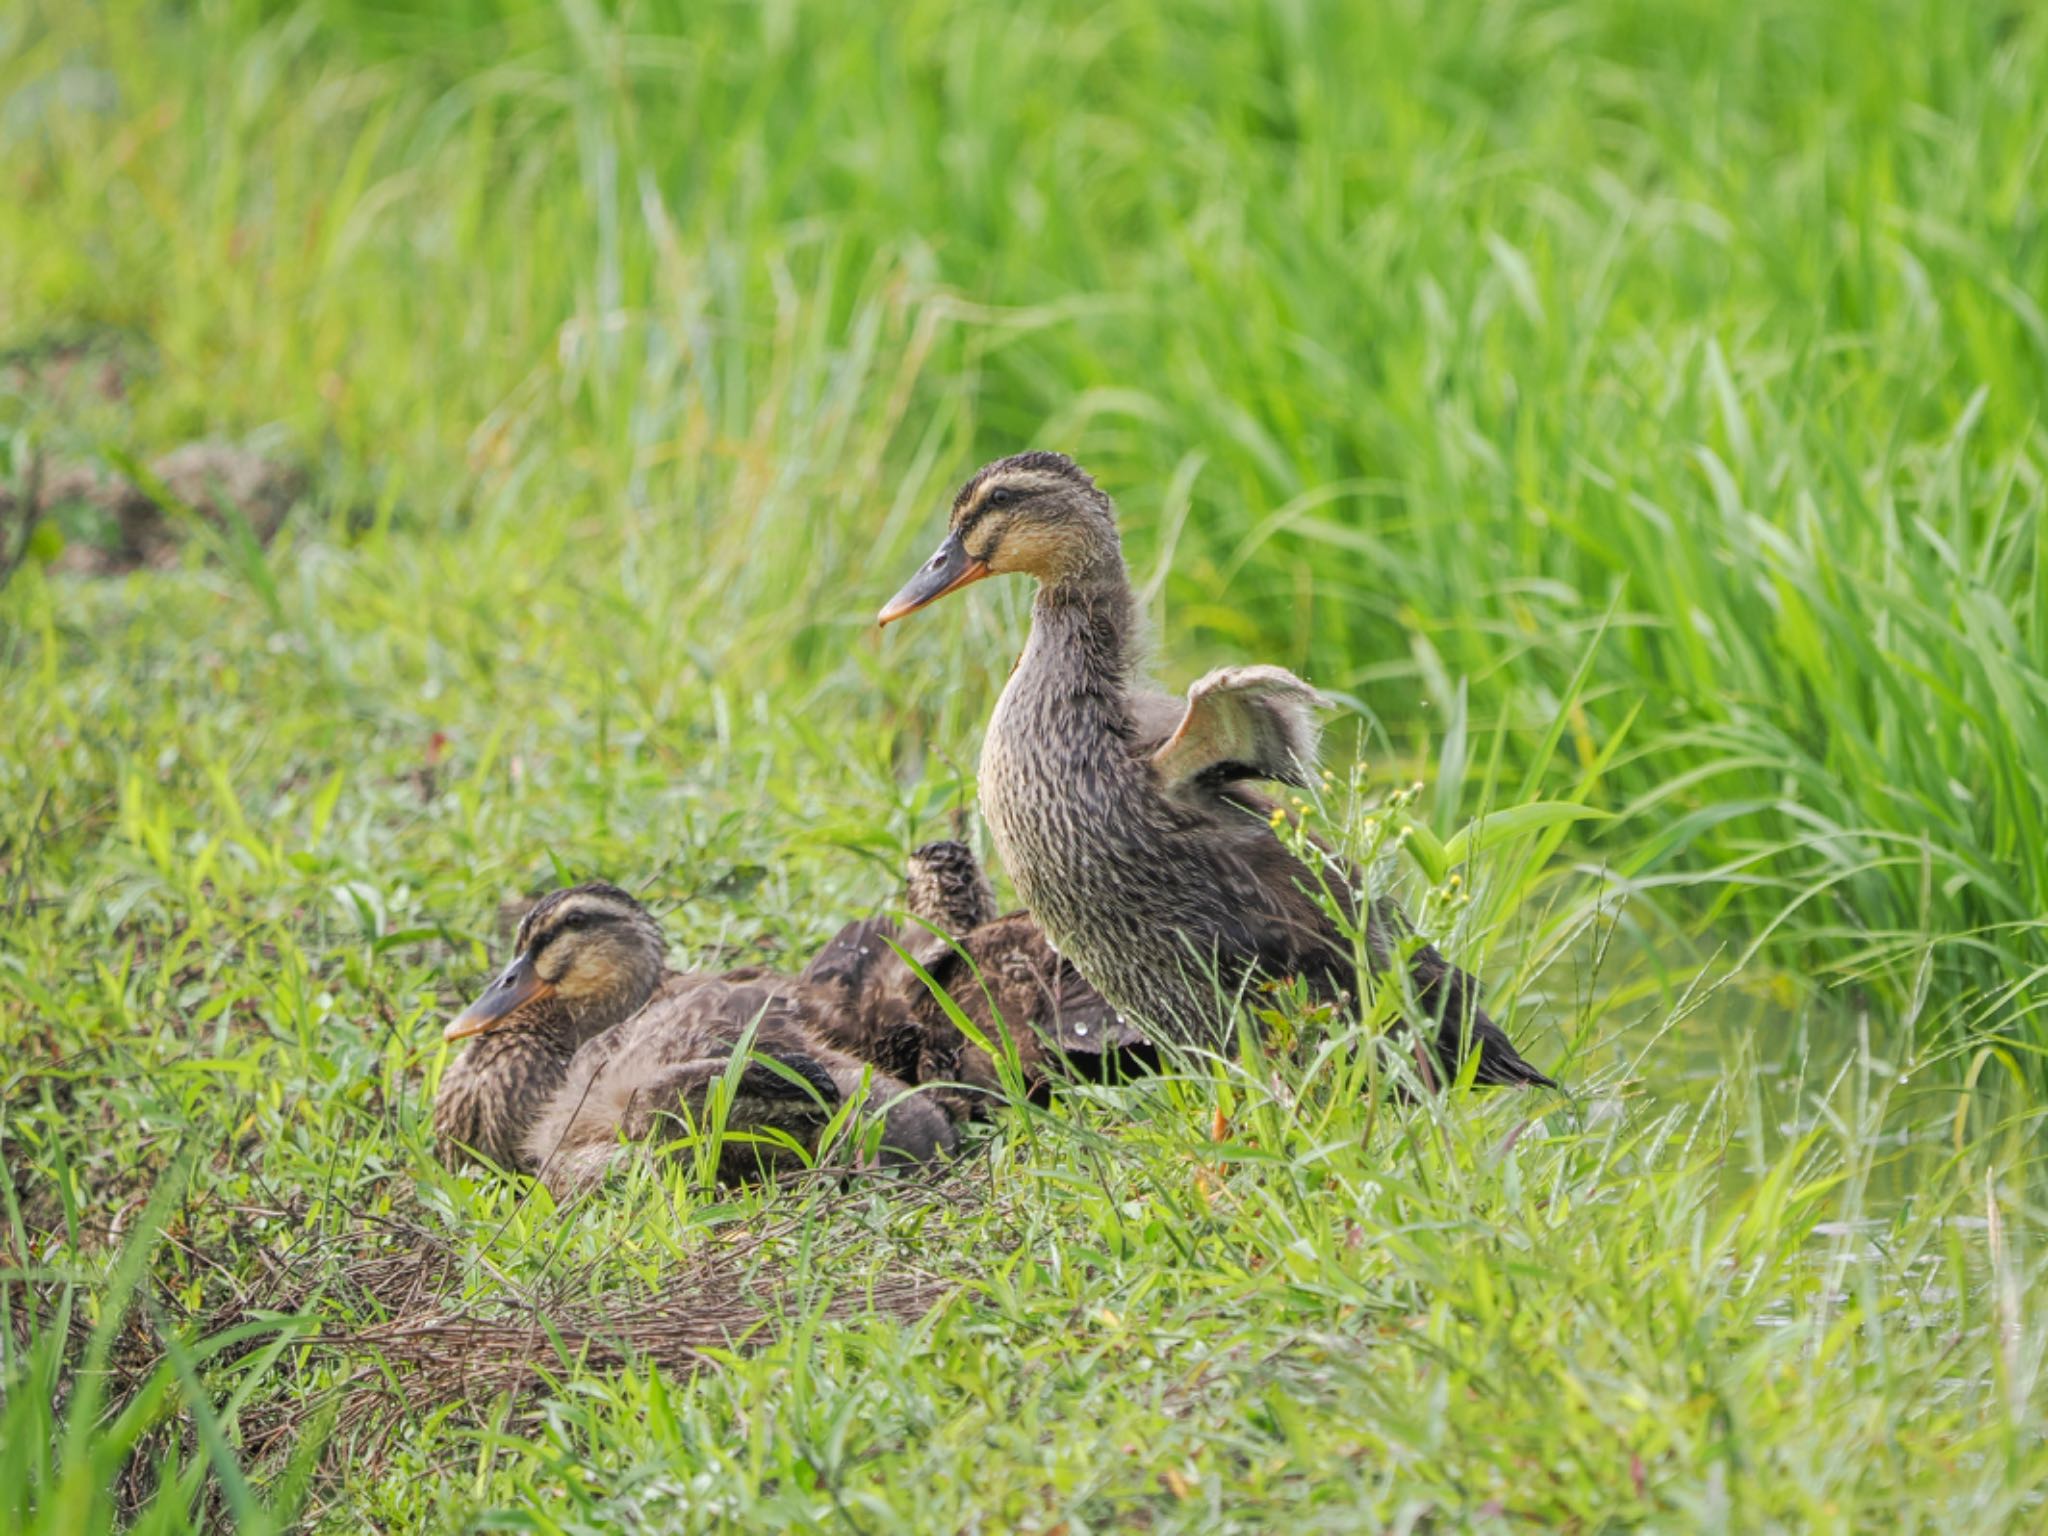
1150,666 -> 1325,793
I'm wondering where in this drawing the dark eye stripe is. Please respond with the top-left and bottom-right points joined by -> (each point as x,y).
527,909 -> 596,956
960,482 -> 1020,531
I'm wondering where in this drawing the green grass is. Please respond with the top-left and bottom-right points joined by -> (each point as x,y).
2,0 -> 2045,1528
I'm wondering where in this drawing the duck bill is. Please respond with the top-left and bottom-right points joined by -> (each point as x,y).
445,953 -> 553,1041
878,532 -> 990,626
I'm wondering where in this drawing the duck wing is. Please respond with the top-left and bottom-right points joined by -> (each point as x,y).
799,913 -> 910,1000
908,915 -> 1153,1118
531,1052 -> 842,1193
712,967 -> 958,1155
745,971 -> 957,1163
1149,666 -> 1324,794
521,972 -> 868,1190
1207,790 -> 1556,1089
925,914 -> 1146,1056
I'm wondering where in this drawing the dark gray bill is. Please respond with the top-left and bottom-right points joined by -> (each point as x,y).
877,531 -> 990,625
445,952 -> 553,1041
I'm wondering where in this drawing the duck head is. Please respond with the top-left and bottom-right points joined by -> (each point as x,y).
878,451 -> 1120,624
906,839 -> 999,936
445,881 -> 666,1044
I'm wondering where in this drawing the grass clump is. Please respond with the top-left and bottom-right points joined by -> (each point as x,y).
1,0 -> 2044,1529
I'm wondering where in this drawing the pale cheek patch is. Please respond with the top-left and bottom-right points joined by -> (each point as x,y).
991,522 -> 1068,577
552,945 -> 626,999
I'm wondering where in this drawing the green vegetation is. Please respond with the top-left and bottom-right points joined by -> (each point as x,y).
2,0 -> 2042,1529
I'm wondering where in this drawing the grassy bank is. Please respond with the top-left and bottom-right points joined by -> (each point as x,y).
2,0 -> 2044,1528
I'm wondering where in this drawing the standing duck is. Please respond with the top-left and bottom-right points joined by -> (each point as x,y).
433,883 -> 957,1193
801,840 -> 1151,1118
877,452 -> 1553,1088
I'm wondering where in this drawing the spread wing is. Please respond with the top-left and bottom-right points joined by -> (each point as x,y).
1149,666 -> 1324,793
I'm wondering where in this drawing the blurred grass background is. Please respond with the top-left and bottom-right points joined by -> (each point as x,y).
2,0 -> 2045,1529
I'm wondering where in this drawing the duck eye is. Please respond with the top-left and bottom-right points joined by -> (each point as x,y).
986,486 -> 1015,508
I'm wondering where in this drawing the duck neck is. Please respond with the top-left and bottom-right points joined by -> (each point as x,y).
435,1007 -> 586,1171
1019,560 -> 1137,721
907,868 -> 998,937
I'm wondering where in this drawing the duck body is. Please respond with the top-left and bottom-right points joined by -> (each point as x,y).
432,883 -> 956,1194
980,580 -> 1352,1049
882,452 -> 1553,1087
525,969 -> 942,1192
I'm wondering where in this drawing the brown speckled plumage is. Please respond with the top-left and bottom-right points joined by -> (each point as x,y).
903,838 -> 999,935
434,1019 -> 582,1174
433,884 -> 957,1193
882,452 -> 1554,1089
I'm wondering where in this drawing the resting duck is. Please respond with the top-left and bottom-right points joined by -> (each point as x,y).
432,883 -> 957,1192
801,840 -> 1152,1117
878,451 -> 1553,1089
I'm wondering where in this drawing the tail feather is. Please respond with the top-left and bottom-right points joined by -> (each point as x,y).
1448,1012 -> 1558,1088
1407,941 -> 1557,1090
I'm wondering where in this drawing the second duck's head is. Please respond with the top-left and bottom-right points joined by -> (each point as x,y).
444,882 -> 666,1044
879,451 -> 1118,624
906,839 -> 999,935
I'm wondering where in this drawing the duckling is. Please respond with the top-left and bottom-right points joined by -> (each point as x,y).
878,452 -> 1553,1089
802,840 -> 1151,1118
433,883 -> 957,1193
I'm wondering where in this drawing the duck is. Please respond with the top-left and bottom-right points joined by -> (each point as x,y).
800,840 -> 1152,1118
876,451 -> 1554,1089
432,882 -> 958,1193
